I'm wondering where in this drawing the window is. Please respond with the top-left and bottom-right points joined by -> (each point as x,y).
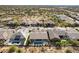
14,35 -> 20,40
12,42 -> 19,44
35,39 -> 42,41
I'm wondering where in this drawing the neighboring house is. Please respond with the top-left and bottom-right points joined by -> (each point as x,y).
0,28 -> 15,45
37,20 -> 43,27
0,31 -> 8,41
0,28 -> 14,40
56,14 -> 73,21
56,14 -> 75,24
20,20 -> 55,27
29,30 -> 49,46
67,32 -> 79,41
66,28 -> 79,40
7,28 -> 29,45
43,20 -> 55,27
47,29 -> 60,41
76,16 -> 79,21
75,20 -> 79,25
6,20 -> 18,29
21,20 -> 41,27
20,20 -> 29,26
53,27 -> 67,39
27,20 -> 38,27
1,17 -> 13,22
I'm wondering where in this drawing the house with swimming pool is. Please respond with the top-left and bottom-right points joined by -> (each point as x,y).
29,30 -> 49,46
6,28 -> 30,45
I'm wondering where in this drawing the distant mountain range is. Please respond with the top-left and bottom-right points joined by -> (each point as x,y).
0,5 -> 79,8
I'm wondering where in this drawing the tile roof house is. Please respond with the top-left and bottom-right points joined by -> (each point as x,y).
21,20 -> 40,27
7,28 -> 29,45
75,20 -> 79,25
43,20 -> 55,27
66,28 -> 79,40
29,30 -> 49,46
0,28 -> 15,41
21,19 -> 55,27
0,28 -> 15,45
1,17 -> 13,22
67,32 -> 79,40
20,20 -> 29,26
56,14 -> 75,24
53,27 -> 67,39
47,29 -> 60,41
28,20 -> 38,27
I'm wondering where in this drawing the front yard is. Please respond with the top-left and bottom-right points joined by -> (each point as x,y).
0,46 -> 79,53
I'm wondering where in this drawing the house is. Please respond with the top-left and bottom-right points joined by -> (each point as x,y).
21,20 -> 41,27
7,28 -> 29,45
1,17 -> 13,22
56,14 -> 75,24
20,20 -> 29,26
66,28 -> 79,40
28,20 -> 38,27
0,28 -> 15,40
43,20 -> 55,27
67,32 -> 79,41
47,29 -> 60,41
38,20 -> 55,27
37,20 -> 43,27
56,15 -> 73,21
0,28 -> 15,45
75,20 -> 79,25
20,19 -> 55,27
6,20 -> 18,28
29,30 -> 49,46
53,27 -> 67,39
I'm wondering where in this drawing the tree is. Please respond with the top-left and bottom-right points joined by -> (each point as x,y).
26,39 -> 30,46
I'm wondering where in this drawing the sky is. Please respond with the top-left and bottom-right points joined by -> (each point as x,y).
0,0 -> 79,5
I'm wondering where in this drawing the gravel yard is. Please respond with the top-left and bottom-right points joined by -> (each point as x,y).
0,46 -> 79,53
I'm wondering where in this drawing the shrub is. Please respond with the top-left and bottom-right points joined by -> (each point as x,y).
8,46 -> 17,53
0,40 -> 5,45
60,40 -> 69,47
41,47 -> 45,52
17,48 -> 22,53
55,40 -> 70,47
65,49 -> 72,53
55,42 -> 62,49
56,41 -> 61,47
71,41 -> 79,46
